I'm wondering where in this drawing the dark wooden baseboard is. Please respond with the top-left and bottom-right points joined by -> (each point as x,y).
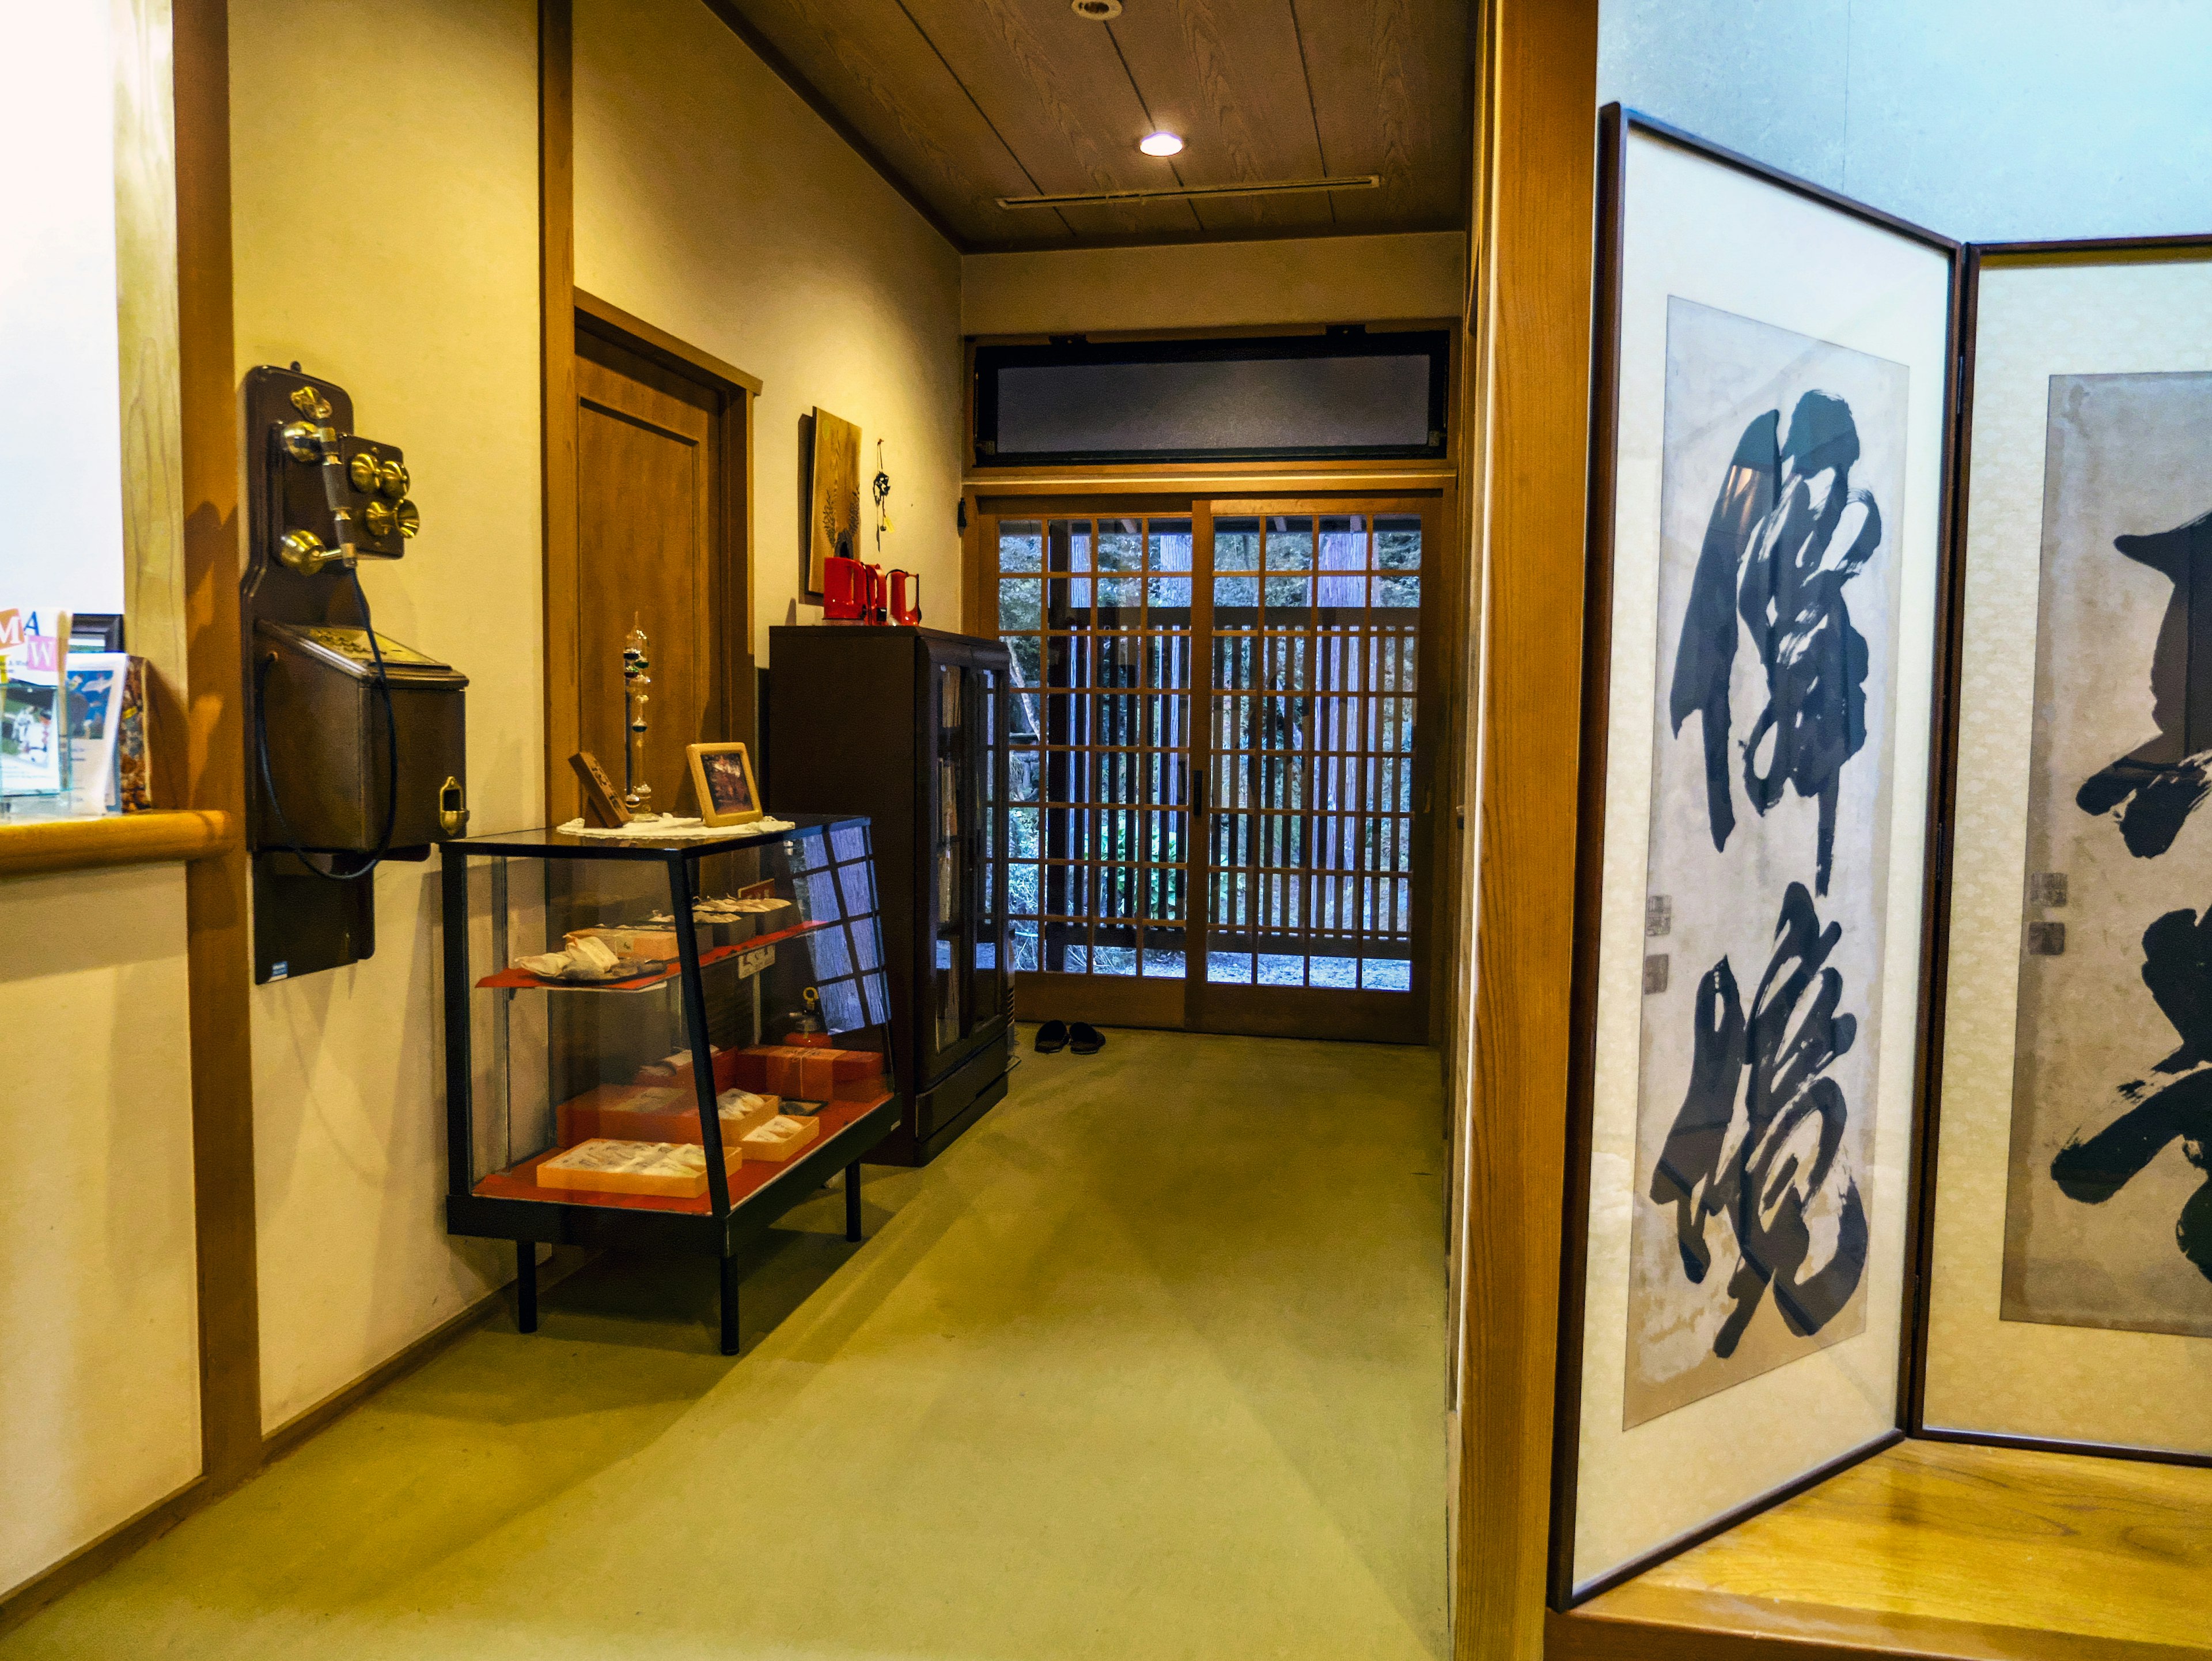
2,1253 -> 578,1636
0,1478 -> 207,1639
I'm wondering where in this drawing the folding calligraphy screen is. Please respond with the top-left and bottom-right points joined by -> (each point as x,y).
1920,241 -> 2212,1462
1554,109 -> 1958,1603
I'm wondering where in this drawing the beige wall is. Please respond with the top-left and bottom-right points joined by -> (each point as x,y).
229,0 -> 543,1432
960,231 -> 1465,337
574,0 -> 965,655
225,0 -> 965,1432
0,866 -> 200,1598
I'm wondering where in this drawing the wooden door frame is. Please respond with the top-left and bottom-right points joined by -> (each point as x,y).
972,488 -> 1452,1041
542,287 -> 760,824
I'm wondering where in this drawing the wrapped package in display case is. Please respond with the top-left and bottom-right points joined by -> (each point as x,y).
439,813 -> 897,1354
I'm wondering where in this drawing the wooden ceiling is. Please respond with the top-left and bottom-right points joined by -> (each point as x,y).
704,0 -> 1471,252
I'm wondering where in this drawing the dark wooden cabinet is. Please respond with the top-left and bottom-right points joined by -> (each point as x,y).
767,626 -> 1012,1164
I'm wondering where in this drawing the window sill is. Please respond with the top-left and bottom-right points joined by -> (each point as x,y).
0,809 -> 238,879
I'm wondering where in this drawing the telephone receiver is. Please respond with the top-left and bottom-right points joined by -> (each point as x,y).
241,364 -> 471,983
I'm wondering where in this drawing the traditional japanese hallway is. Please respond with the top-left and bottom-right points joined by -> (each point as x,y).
0,1029 -> 1449,1661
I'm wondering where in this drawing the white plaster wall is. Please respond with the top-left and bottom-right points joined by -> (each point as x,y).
1600,0 -> 2212,242
228,0 -> 543,1433
574,0 -> 965,657
961,230 -> 1466,336
0,1 -> 127,619
0,865 -> 199,1597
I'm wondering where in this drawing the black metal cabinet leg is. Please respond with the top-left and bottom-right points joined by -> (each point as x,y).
516,1240 -> 539,1334
719,1254 -> 741,1356
845,1160 -> 863,1242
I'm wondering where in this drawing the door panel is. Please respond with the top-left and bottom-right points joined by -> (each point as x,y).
575,339 -> 718,816
987,497 -> 1435,1042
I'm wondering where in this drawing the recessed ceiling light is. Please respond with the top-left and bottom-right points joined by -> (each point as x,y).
1071,0 -> 1121,18
1139,131 -> 1184,157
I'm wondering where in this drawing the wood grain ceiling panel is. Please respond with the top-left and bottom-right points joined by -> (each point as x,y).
897,0 -> 1202,243
708,0 -> 1067,246
709,0 -> 1472,251
1105,0 -> 1336,237
1289,0 -> 1469,233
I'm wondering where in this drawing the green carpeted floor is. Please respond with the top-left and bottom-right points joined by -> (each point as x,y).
6,1027 -> 1449,1659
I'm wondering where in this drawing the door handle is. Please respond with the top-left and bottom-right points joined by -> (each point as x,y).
1191,765 -> 1206,819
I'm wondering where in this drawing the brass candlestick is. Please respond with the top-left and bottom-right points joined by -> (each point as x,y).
622,618 -> 652,813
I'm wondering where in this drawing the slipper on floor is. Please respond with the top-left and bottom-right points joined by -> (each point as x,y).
1035,1020 -> 1069,1054
1069,1022 -> 1106,1055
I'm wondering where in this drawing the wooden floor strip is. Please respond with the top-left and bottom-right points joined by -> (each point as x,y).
1554,1439 -> 2212,1658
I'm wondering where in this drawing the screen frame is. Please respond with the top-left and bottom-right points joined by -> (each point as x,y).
969,328 -> 1453,468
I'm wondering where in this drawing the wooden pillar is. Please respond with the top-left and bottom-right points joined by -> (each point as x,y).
1452,0 -> 1599,1656
175,0 -> 263,1486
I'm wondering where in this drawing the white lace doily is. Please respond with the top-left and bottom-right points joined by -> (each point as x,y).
553,814 -> 798,841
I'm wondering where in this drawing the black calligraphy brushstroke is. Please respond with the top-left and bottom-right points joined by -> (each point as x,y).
1738,394 -> 1879,895
2051,905 -> 2212,1284
2076,509 -> 2212,858
1671,413 -> 1778,854
1649,883 -> 1869,1359
1670,392 -> 1879,893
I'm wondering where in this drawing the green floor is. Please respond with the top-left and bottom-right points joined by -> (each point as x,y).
8,1027 -> 1449,1660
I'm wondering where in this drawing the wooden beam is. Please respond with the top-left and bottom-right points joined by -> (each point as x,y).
174,0 -> 263,1490
541,0 -> 579,827
1452,0 -> 1598,1656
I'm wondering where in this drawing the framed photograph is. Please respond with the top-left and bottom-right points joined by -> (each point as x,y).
1552,107 -> 1959,1603
1917,236 -> 2212,1464
687,740 -> 763,828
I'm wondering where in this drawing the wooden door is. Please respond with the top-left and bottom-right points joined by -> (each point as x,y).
982,495 -> 1438,1043
572,333 -> 723,817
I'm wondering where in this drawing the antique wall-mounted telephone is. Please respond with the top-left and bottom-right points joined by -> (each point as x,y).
241,365 -> 469,983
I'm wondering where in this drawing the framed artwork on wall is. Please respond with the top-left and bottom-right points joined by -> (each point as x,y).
807,407 -> 861,598
1552,106 -> 1961,1604
1917,236 -> 2212,1465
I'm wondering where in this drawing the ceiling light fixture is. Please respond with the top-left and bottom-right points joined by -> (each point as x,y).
1071,0 -> 1121,18
997,174 -> 1381,210
1138,131 -> 1184,157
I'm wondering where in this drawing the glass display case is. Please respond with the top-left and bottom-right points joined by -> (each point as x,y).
768,626 -> 1012,1164
439,814 -> 897,1354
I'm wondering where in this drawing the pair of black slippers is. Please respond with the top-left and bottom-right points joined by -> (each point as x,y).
1034,1020 -> 1105,1055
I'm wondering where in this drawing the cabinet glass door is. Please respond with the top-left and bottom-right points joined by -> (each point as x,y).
929,663 -> 967,1058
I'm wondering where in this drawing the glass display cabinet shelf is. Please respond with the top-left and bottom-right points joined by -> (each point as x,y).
439,814 -> 898,1354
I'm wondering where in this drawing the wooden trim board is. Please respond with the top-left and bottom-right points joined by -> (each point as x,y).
0,809 -> 234,879
540,0 -> 581,826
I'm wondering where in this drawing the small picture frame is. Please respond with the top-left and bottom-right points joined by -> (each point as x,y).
687,741 -> 764,827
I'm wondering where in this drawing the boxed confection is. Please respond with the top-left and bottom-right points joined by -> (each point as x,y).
635,1045 -> 743,1094
535,1138 -> 742,1198
727,1044 -> 881,1099
737,1115 -> 820,1163
560,1083 -> 783,1145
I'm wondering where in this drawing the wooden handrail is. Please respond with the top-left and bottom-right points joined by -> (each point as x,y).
0,808 -> 237,879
